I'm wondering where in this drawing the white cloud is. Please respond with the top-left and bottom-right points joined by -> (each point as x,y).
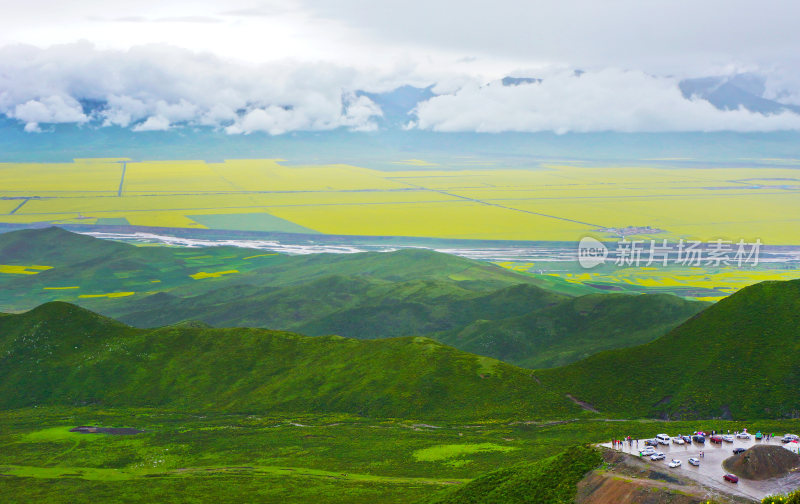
9,95 -> 88,131
0,42 -> 385,134
224,93 -> 382,134
341,93 -> 383,132
132,115 -> 171,132
413,69 -> 800,133
1,42 -> 799,135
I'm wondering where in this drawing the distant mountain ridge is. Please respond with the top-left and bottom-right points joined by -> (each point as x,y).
679,73 -> 800,115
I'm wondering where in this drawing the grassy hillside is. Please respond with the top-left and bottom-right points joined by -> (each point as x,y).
419,445 -> 603,504
436,293 -> 706,368
539,279 -> 800,419
294,282 -> 570,339
0,302 -> 583,420
1,227 -> 706,369
110,280 -> 704,368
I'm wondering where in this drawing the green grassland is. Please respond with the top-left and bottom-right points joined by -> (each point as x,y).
3,408 -> 800,504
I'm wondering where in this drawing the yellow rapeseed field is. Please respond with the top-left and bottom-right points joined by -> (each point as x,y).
0,265 -> 52,275
0,158 -> 798,245
190,270 -> 239,280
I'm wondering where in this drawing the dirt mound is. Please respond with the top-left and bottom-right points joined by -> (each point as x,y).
723,444 -> 800,480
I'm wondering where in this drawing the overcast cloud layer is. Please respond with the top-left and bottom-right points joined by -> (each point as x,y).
1,1 -> 799,134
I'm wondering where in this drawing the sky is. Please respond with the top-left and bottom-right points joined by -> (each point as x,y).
1,0 -> 799,134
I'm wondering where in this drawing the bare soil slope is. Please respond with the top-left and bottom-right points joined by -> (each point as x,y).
575,449 -> 748,504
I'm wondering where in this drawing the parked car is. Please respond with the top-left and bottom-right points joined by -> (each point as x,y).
782,434 -> 799,443
722,435 -> 735,443
692,435 -> 706,444
682,435 -> 692,443
672,436 -> 685,445
645,439 -> 660,447
641,446 -> 657,456
723,474 -> 739,483
710,435 -> 724,444
688,458 -> 701,466
668,459 -> 681,468
755,431 -> 763,440
656,434 -> 671,445
733,448 -> 746,454
736,432 -> 751,439
651,452 -> 666,461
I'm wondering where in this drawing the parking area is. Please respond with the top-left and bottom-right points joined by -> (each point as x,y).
600,435 -> 800,501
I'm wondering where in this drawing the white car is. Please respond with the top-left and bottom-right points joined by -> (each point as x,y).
641,446 -> 656,456
651,452 -> 666,461
656,434 -> 671,445
672,436 -> 685,445
722,435 -> 735,443
736,432 -> 751,439
688,458 -> 700,466
669,459 -> 682,468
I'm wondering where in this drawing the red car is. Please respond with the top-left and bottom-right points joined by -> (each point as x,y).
710,435 -> 724,444
723,474 -> 739,483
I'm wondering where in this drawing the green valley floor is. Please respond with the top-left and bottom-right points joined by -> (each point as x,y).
3,408 -> 800,503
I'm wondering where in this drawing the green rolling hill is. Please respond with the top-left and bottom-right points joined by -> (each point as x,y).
108,279 -> 704,369
0,227 -> 707,369
435,293 -> 705,368
539,279 -> 800,419
0,302 -> 583,420
3,278 -> 799,421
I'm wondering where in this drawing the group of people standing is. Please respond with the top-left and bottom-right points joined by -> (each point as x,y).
611,436 -> 636,450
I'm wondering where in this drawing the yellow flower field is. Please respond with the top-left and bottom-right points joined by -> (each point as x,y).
190,270 -> 239,280
78,292 -> 135,298
0,158 -> 798,245
0,265 -> 52,275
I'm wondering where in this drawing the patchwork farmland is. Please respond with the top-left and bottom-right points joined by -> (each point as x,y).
1,158 -> 799,244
